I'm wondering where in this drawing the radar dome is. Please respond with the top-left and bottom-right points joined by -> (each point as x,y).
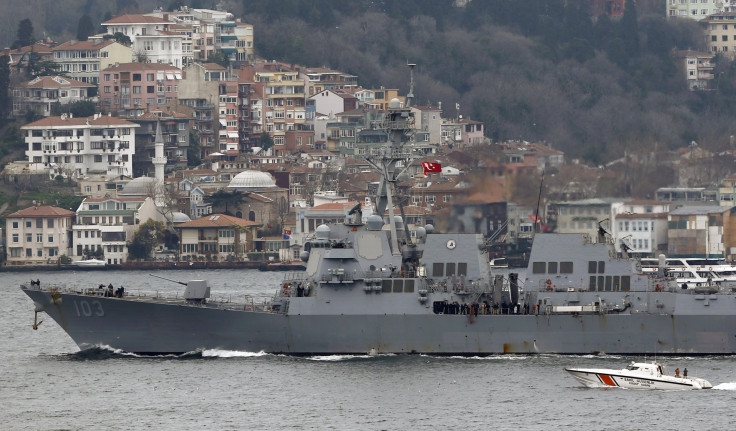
316,224 -> 331,240
389,98 -> 401,109
366,215 -> 383,231
424,224 -> 435,234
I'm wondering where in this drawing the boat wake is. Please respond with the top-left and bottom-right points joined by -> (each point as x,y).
201,349 -> 269,358
64,345 -> 147,360
713,382 -> 736,390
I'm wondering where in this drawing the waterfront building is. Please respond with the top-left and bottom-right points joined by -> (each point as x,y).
5,205 -> 74,265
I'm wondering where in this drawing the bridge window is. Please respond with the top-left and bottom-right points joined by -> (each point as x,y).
532,262 -> 546,274
404,280 -> 415,293
446,263 -> 456,276
560,262 -> 573,274
548,262 -> 558,274
382,280 -> 392,293
457,262 -> 467,276
589,276 -> 596,291
393,280 -> 403,293
433,263 -> 444,277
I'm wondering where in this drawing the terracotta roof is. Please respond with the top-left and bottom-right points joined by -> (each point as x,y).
8,43 -> 54,55
103,63 -> 181,72
615,212 -> 668,219
202,63 -> 226,70
20,76 -> 94,89
22,115 -> 140,128
459,192 -> 504,205
8,205 -> 75,218
177,213 -> 261,229
624,199 -> 670,206
83,197 -> 146,203
53,40 -> 116,51
183,169 -> 217,175
103,14 -> 172,24
311,201 -> 359,211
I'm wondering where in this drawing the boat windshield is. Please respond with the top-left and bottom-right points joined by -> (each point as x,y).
626,365 -> 639,371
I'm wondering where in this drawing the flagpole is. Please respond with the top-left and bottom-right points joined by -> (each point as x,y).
534,169 -> 545,234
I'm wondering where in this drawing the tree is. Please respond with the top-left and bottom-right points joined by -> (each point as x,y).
0,55 -> 10,122
259,133 -> 274,152
207,50 -> 230,68
11,18 -> 34,49
77,14 -> 95,41
188,130 -> 202,167
103,32 -> 132,46
127,219 -> 165,260
621,0 -> 640,57
205,190 -> 245,215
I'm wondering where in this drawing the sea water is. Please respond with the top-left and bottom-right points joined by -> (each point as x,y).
2,269 -> 736,430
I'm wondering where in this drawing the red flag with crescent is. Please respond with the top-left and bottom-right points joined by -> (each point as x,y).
422,162 -> 442,176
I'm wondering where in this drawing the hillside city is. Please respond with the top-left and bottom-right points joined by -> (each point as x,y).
3,0 -> 736,268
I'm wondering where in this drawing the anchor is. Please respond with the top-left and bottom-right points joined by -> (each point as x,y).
32,311 -> 43,330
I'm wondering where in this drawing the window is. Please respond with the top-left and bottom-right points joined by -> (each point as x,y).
532,262 -> 546,274
12,221 -> 18,229
12,234 -> 18,243
26,233 -> 32,242
433,262 -> 444,277
133,73 -> 141,81
560,262 -> 573,274
446,263 -> 456,276
36,233 -> 43,242
382,280 -> 392,293
548,262 -> 558,274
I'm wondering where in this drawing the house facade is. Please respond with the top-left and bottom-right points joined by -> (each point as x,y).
12,76 -> 96,117
176,213 -> 260,261
5,205 -> 74,265
22,114 -> 139,179
51,40 -> 132,84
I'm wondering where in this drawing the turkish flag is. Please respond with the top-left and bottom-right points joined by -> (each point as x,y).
422,162 -> 442,176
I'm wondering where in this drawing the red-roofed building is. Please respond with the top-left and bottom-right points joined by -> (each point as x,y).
12,76 -> 96,117
5,205 -> 74,265
100,14 -> 185,67
52,39 -> 132,84
22,113 -> 139,179
176,213 -> 261,260
100,63 -> 183,115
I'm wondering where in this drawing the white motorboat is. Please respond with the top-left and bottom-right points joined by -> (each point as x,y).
565,361 -> 712,390
74,259 -> 106,268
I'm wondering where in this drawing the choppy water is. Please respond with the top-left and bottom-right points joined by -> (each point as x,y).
2,269 -> 736,430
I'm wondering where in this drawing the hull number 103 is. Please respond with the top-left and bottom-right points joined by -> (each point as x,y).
73,300 -> 104,317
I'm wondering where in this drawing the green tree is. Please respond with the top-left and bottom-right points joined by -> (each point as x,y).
207,50 -> 230,68
103,32 -> 132,46
259,133 -> 274,152
621,0 -> 640,57
188,130 -> 202,167
69,100 -> 97,117
77,14 -> 95,41
205,190 -> 245,215
11,18 -> 35,49
27,52 -> 65,77
127,219 -> 165,260
0,55 -> 10,122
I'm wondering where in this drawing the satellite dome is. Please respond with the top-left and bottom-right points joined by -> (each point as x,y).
389,98 -> 401,109
366,215 -> 384,231
227,170 -> 277,190
315,224 -> 331,240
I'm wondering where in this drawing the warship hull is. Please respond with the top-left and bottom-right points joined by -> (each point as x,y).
22,288 -> 736,355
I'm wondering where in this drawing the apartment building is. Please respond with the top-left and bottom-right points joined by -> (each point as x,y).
51,40 -> 132,84
12,76 -> 96,117
668,0 -> 722,19
100,62 -> 182,115
22,113 -> 139,179
702,12 -> 736,57
176,213 -> 260,261
100,14 -> 185,67
5,205 -> 74,265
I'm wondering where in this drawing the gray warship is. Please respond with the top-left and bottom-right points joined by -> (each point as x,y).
20,87 -> 736,355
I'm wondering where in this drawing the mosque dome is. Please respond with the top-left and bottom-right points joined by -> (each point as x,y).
120,177 -> 157,196
171,212 -> 191,223
227,170 -> 277,190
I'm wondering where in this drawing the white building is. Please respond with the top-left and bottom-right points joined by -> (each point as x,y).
51,40 -> 133,84
667,0 -> 722,19
22,113 -> 139,179
12,76 -> 96,117
5,205 -> 74,265
100,14 -> 185,67
73,196 -> 159,264
611,200 -> 671,255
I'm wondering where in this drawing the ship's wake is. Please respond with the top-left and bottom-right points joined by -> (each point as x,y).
200,349 -> 269,358
712,382 -> 736,390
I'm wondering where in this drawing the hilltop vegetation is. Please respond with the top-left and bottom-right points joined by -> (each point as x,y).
3,0 -> 736,164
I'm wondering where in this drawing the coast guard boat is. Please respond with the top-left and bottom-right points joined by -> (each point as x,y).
19,80 -> 736,355
565,361 -> 712,390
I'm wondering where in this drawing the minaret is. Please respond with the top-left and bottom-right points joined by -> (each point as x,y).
152,120 -> 167,181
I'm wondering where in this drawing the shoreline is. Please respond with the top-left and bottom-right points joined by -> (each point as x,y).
0,261 -> 305,272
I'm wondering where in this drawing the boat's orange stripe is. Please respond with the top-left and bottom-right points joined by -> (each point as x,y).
598,374 -> 617,386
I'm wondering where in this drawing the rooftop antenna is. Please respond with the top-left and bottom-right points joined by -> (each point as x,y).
406,62 -> 416,108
